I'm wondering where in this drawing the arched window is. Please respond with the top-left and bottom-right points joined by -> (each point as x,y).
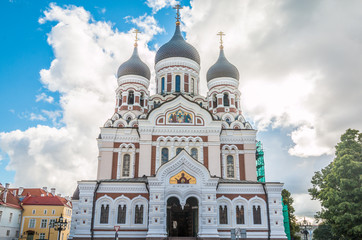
161,148 -> 169,164
253,205 -> 262,224
140,92 -> 144,107
226,155 -> 235,178
213,94 -> 217,108
223,93 -> 229,106
236,205 -> 245,224
122,154 -> 130,177
191,148 -> 198,160
190,78 -> 194,93
161,77 -> 165,94
119,92 -> 122,106
117,205 -> 126,224
219,205 -> 228,224
175,75 -> 181,92
134,205 -> 144,224
176,147 -> 183,155
128,91 -> 134,105
100,204 -> 109,224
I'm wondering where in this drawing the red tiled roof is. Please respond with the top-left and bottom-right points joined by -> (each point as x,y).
0,190 -> 22,209
22,195 -> 72,208
8,188 -> 53,197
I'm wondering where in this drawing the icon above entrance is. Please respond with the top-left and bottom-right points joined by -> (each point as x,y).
170,170 -> 196,184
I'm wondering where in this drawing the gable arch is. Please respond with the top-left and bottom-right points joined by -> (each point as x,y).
155,150 -> 212,186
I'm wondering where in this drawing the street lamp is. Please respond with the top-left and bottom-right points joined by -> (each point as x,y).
299,217 -> 311,240
53,214 -> 68,240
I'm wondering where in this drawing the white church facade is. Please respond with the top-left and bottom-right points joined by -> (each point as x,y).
69,8 -> 287,240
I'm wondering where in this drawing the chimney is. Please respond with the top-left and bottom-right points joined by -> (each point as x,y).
3,183 -> 9,203
13,190 -> 17,196
51,188 -> 56,196
42,187 -> 47,192
19,187 -> 24,195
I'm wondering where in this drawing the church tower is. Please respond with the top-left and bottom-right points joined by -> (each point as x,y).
70,6 -> 287,240
106,30 -> 151,128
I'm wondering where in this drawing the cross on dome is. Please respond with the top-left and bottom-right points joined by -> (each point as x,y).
217,31 -> 225,49
173,4 -> 183,25
133,29 -> 141,47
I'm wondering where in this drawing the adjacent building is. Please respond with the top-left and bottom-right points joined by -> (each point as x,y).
19,195 -> 72,240
0,184 -> 23,240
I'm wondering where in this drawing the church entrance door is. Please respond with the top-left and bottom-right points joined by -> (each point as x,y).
167,197 -> 198,237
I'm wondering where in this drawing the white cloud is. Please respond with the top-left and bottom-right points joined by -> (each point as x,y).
0,3 -> 159,195
35,93 -> 54,103
146,0 -> 179,13
29,113 -> 46,121
182,0 -> 362,158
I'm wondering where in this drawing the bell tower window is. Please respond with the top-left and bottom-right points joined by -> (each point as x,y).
161,148 -> 169,164
226,155 -> 235,178
128,91 -> 134,105
223,93 -> 229,106
175,75 -> 181,93
122,154 -> 130,177
191,148 -> 198,160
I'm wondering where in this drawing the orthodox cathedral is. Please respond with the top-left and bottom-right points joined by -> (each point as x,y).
70,7 -> 287,240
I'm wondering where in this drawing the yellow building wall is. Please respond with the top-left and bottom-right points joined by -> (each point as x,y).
20,205 -> 72,240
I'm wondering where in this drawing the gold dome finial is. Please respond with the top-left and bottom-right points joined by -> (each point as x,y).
217,31 -> 225,49
133,29 -> 141,47
173,4 -> 183,26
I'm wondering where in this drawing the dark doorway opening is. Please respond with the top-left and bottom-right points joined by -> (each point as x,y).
167,197 -> 198,237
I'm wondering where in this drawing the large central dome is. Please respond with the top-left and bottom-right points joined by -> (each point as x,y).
155,25 -> 200,65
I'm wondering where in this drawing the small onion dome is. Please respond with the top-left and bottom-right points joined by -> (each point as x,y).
206,48 -> 239,82
155,25 -> 200,65
117,46 -> 151,80
72,186 -> 80,200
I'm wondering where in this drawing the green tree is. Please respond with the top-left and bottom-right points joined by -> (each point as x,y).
309,129 -> 362,239
313,223 -> 338,240
282,189 -> 301,240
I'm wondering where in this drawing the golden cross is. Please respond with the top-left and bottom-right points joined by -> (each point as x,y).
217,31 -> 225,48
133,29 -> 141,46
173,4 -> 183,24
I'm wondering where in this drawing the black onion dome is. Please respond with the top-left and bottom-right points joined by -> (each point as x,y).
207,49 -> 239,81
117,46 -> 151,80
155,25 -> 200,65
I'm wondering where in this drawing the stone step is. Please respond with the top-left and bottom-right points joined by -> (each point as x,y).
167,238 -> 197,240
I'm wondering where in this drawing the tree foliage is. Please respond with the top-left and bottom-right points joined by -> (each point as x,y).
309,129 -> 362,239
282,189 -> 301,240
313,223 -> 338,240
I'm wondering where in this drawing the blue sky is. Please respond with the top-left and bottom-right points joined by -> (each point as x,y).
0,0 -> 190,182
0,0 -> 361,219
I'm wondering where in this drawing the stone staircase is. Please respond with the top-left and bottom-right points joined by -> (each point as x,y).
167,238 -> 197,240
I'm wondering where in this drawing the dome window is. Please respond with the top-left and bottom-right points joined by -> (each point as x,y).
161,77 -> 165,94
128,91 -> 134,105
213,94 -> 217,108
140,92 -> 144,107
223,93 -> 229,107
175,75 -> 181,93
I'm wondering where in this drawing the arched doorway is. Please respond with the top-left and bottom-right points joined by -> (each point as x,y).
167,197 -> 198,237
